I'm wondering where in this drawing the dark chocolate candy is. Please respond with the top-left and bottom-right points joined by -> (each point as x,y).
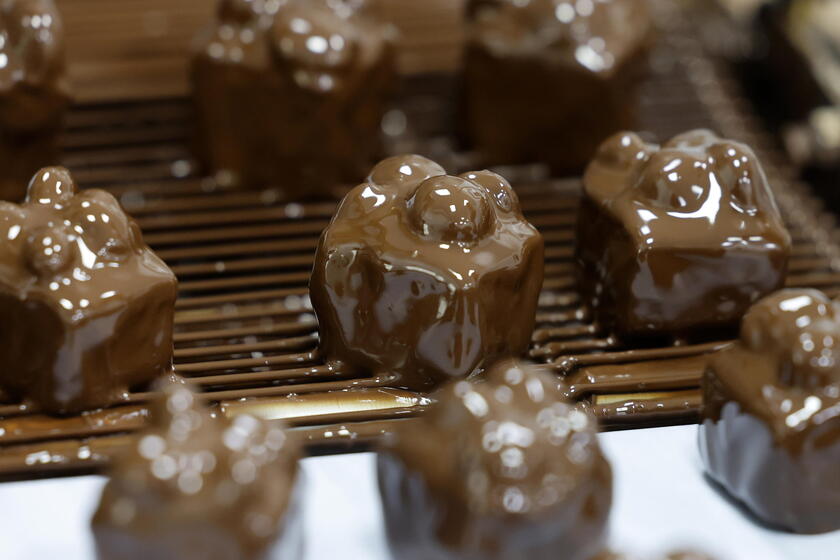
0,167 -> 177,414
377,359 -> 612,560
310,154 -> 544,391
93,378 -> 303,559
700,288 -> 840,534
0,0 -> 69,201
191,0 -> 395,196
463,0 -> 652,175
576,129 -> 791,340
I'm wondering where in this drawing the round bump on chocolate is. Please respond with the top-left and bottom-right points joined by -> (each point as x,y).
706,140 -> 761,210
741,289 -> 840,390
368,154 -> 445,194
70,191 -> 137,261
664,128 -> 719,150
460,169 -> 519,213
592,131 -> 651,172
408,175 -> 494,244
25,166 -> 76,208
272,4 -> 357,70
24,225 -> 72,275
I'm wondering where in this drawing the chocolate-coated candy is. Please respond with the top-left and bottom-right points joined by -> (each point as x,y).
0,167 -> 177,414
310,155 -> 544,390
700,288 -> 840,534
378,360 -> 612,560
576,129 -> 791,339
191,0 -> 395,196
463,0 -> 652,175
0,0 -> 69,201
93,378 -> 303,559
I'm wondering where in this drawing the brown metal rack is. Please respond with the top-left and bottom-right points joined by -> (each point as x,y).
2,0 -> 840,480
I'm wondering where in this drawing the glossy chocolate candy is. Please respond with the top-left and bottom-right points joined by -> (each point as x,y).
378,359 -> 612,560
576,129 -> 791,340
700,288 -> 840,534
310,154 -> 544,391
93,378 -> 303,559
191,0 -> 395,196
463,0 -> 652,175
0,0 -> 69,201
0,167 -> 177,414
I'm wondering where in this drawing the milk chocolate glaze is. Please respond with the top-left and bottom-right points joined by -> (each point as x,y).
310,154 -> 544,391
700,288 -> 840,534
0,0 -> 69,202
93,377 -> 304,559
463,0 -> 652,175
377,359 -> 612,560
191,0 -> 395,196
576,129 -> 791,340
0,167 -> 177,414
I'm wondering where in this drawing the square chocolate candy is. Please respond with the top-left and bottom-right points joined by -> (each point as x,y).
576,130 -> 791,339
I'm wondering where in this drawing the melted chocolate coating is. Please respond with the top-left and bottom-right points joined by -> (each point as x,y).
93,378 -> 303,559
0,167 -> 177,414
576,129 -> 791,340
310,155 -> 544,390
0,0 -> 69,202
463,0 -> 652,175
700,288 -> 840,534
378,360 -> 612,560
191,0 -> 395,196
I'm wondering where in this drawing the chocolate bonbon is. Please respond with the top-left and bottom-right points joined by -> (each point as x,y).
310,154 -> 544,391
0,0 -> 69,201
576,129 -> 791,340
191,0 -> 395,196
0,167 -> 177,414
700,288 -> 840,534
463,0 -> 652,175
92,378 -> 303,559
377,359 -> 612,560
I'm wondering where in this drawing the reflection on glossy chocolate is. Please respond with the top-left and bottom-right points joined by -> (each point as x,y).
0,0 -> 69,202
463,0 -> 652,175
191,0 -> 395,196
576,129 -> 791,340
378,359 -> 612,560
0,167 -> 177,414
310,154 -> 544,391
700,288 -> 840,534
93,378 -> 303,559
